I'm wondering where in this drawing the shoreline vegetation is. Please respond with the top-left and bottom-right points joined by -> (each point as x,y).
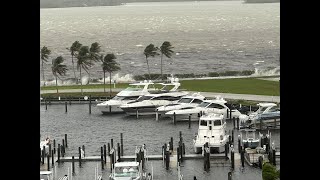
41,77 -> 280,96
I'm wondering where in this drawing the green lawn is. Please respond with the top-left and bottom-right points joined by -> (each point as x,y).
41,78 -> 279,96
180,78 -> 279,96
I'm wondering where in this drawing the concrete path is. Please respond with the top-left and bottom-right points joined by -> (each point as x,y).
40,88 -> 279,103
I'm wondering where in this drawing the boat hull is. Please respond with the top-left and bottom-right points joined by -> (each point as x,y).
121,106 -> 158,116
97,104 -> 124,114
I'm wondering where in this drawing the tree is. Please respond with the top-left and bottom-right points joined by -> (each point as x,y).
51,56 -> 68,94
144,44 -> 159,80
88,42 -> 102,84
40,46 -> 51,86
101,53 -> 120,96
76,46 -> 93,94
67,41 -> 82,84
159,41 -> 174,80
262,162 -> 280,180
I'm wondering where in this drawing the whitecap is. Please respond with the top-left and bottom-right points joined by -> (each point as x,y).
135,44 -> 143,47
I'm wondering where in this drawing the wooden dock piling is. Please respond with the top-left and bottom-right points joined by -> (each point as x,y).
51,150 -> 54,165
100,147 -> 104,170
65,102 -> 68,113
89,95 -> 92,114
42,146 -> 45,164
117,143 -> 121,161
45,99 -> 48,110
111,139 -> 114,149
231,130 -> 234,145
40,148 -> 42,163
233,117 -> 236,129
188,114 -> 191,128
47,154 -> 50,171
78,147 -> 82,166
237,118 -> 240,130
72,156 -> 75,173
107,143 -> 110,157
225,143 -> 228,160
103,144 -> 107,163
273,149 -> 276,166
165,149 -> 170,170
57,144 -> 60,163
120,133 -> 124,156
170,137 -> 173,151
173,112 -> 176,125
53,139 -> 56,154
65,134 -> 68,148
228,172 -> 232,180
82,145 -> 85,157
241,149 -> 245,167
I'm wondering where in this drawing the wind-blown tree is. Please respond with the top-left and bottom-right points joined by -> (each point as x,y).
51,56 -> 68,94
159,41 -> 174,80
67,41 -> 82,84
40,46 -> 51,85
76,46 -> 93,94
144,44 -> 159,80
101,53 -> 121,96
88,42 -> 102,84
262,163 -> 280,180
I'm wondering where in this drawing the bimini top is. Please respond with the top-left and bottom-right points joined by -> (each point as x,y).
114,162 -> 139,167
200,113 -> 224,121
257,103 -> 277,107
40,171 -> 52,175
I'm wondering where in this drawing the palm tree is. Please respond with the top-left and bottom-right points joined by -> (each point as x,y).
87,42 -> 101,84
51,56 -> 68,94
67,41 -> 82,84
144,44 -> 159,80
76,46 -> 93,94
40,46 -> 51,86
159,41 -> 174,80
101,53 -> 120,96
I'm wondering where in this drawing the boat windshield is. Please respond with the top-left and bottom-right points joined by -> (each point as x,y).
123,85 -> 143,91
112,96 -> 125,100
257,106 -> 268,113
198,102 -> 210,108
114,166 -> 139,177
136,96 -> 153,102
178,98 -> 193,103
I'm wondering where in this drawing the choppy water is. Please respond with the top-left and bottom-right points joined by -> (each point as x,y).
40,104 -> 280,180
40,1 -> 280,81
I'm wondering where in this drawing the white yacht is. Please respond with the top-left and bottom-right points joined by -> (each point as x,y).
241,129 -> 261,149
165,96 -> 242,121
239,103 -> 280,128
156,92 -> 205,117
120,79 -> 189,116
96,81 -> 156,114
193,113 -> 229,153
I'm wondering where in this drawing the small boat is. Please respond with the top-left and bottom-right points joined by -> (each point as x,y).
109,161 -> 151,180
40,171 -> 52,180
193,113 -> 229,154
241,129 -> 261,149
166,96 -> 242,121
156,92 -> 206,117
96,80 -> 156,114
239,103 -> 280,128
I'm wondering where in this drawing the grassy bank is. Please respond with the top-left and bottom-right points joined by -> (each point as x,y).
41,77 -> 279,96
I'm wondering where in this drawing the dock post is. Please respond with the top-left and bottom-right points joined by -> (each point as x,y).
231,149 -> 235,170
62,139 -> 65,153
136,108 -> 139,119
111,139 -> 114,149
173,112 -> 176,125
45,99 -> 47,110
40,148 -> 42,163
72,156 -> 75,174
89,95 -> 92,114
117,143 -> 121,162
179,131 -> 182,143
227,109 -> 229,119
141,148 -> 145,169
170,137 -> 173,151
228,172 -> 232,180
241,149 -> 245,167
110,148 -> 114,172
233,117 -> 236,129
238,135 -> 241,153
273,148 -> 276,166
51,150 -> 54,165
47,154 -> 50,171
109,106 -> 111,113
101,147 -> 104,170
274,118 -> 277,129
231,130 -> 234,145
42,146 -> 45,164
103,144 -> 107,163
188,114 -> 191,128
53,139 -> 56,154
48,143 -> 51,157
182,143 -> 186,155
165,149 -> 170,170
120,133 -> 124,156
57,144 -> 60,163
107,143 -> 111,157
65,134 -> 68,148
230,110 -> 232,120
78,147 -> 82,166
177,147 -> 180,165
65,101 -> 68,113
237,118 -> 240,130
225,143 -> 228,160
